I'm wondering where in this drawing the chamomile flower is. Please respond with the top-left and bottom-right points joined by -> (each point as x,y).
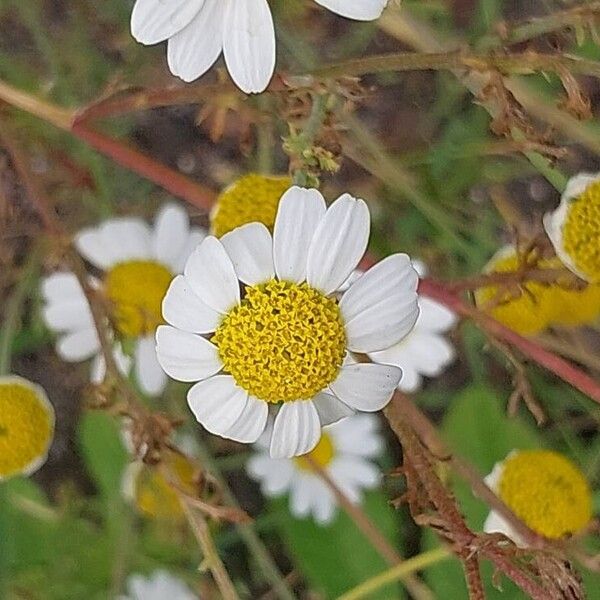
474,245 -> 600,335
122,447 -> 198,521
0,376 -> 55,481
248,414 -> 382,524
157,186 -> 419,458
484,450 -> 593,544
130,0 -> 388,92
210,174 -> 291,237
368,260 -> 457,393
120,571 -> 197,600
42,204 -> 205,396
544,173 -> 600,283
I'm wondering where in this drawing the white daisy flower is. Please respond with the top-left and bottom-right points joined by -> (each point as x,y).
120,570 -> 197,600
0,376 -> 55,481
483,449 -> 592,546
42,204 -> 205,396
247,414 -> 383,525
543,172 -> 600,283
156,186 -> 419,458
130,0 -> 389,92
368,260 -> 457,393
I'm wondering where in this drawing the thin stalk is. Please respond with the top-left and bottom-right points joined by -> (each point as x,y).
193,441 -> 296,600
305,457 -> 434,600
337,547 -> 451,600
180,499 -> 239,600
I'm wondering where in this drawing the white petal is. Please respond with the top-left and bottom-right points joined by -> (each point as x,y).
173,227 -> 208,272
247,454 -> 294,496
184,236 -> 240,313
330,456 -> 380,488
74,229 -> 115,270
162,275 -> 221,334
167,0 -> 225,83
223,396 -> 269,443
222,0 -> 275,94
306,194 -> 370,295
43,299 -> 94,333
562,172 -> 600,202
90,346 -> 131,384
56,327 -> 100,362
340,254 -> 419,352
131,0 -> 206,45
221,223 -> 274,285
329,415 -> 383,458
187,375 -> 248,437
418,297 -> 457,333
313,392 -> 354,427
397,364 -> 422,393
273,187 -> 326,283
330,363 -> 401,412
155,325 -> 222,382
135,336 -> 167,396
483,510 -> 522,545
314,0 -> 388,21
41,272 -> 85,303
152,203 -> 189,270
99,219 -> 152,263
289,473 -> 319,518
269,401 -> 321,458
312,490 -> 337,525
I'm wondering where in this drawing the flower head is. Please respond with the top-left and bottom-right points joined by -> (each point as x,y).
248,414 -> 382,524
120,571 -> 197,600
211,174 -> 291,237
42,204 -> 205,396
130,0 -> 389,92
475,245 -> 600,334
368,260 -> 457,392
0,376 -> 55,481
484,449 -> 592,543
122,450 -> 197,521
544,173 -> 600,283
157,186 -> 419,458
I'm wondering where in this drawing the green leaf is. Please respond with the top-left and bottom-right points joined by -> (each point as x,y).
274,490 -> 402,599
78,411 -> 128,498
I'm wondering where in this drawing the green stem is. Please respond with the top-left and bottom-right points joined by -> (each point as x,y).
292,94 -> 328,186
337,547 -> 452,600
0,246 -> 42,375
193,441 -> 296,600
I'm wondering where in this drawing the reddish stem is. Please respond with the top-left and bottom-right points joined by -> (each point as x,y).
71,122 -> 216,211
418,278 -> 600,405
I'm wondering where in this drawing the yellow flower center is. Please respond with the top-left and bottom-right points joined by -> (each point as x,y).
498,450 -> 592,539
211,174 -> 291,237
135,453 -> 196,520
475,247 -> 600,332
0,381 -> 54,479
294,432 -> 335,471
213,279 -> 346,403
105,260 -> 173,338
474,250 -> 556,335
562,180 -> 600,282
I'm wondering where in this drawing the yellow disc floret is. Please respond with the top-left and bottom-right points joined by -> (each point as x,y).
295,432 -> 335,471
0,377 -> 54,480
562,180 -> 600,282
211,174 -> 291,237
498,450 -> 592,539
474,249 -> 556,335
213,279 -> 346,403
134,453 -> 197,520
105,260 -> 173,338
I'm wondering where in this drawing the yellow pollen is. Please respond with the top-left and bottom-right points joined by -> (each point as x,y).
0,379 -> 54,480
213,280 -> 346,403
211,173 -> 291,237
295,432 -> 335,471
498,450 -> 592,540
105,260 -> 173,338
135,453 -> 197,520
561,180 -> 600,282
474,250 -> 556,335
